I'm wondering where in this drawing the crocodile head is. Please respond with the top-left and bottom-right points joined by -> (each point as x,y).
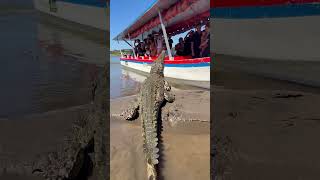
150,51 -> 165,75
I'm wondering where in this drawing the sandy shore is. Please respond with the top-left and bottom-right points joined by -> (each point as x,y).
110,89 -> 210,180
0,104 -> 91,179
213,66 -> 320,179
215,54 -> 320,87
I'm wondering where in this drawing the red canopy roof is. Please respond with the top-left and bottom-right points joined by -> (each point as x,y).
211,0 -> 320,7
114,0 -> 209,40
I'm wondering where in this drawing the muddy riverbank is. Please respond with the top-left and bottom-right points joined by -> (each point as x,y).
110,89 -> 210,180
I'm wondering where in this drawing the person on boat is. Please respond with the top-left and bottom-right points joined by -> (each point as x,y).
134,39 -> 140,48
135,42 -> 144,57
191,24 -> 202,58
145,46 -> 151,56
200,24 -> 210,57
148,38 -> 157,57
144,39 -> 150,56
134,39 -> 140,56
184,30 -> 194,56
151,31 -> 157,50
140,41 -> 146,56
143,38 -> 148,47
175,37 -> 185,56
156,31 -> 164,55
162,39 -> 175,57
168,35 -> 173,50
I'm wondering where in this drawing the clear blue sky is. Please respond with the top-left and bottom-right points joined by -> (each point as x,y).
110,0 -> 157,50
110,0 -> 189,51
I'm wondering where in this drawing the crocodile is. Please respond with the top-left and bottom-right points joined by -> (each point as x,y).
31,65 -> 108,180
121,51 -> 175,180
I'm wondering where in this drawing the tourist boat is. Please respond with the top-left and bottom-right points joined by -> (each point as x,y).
212,0 -> 320,61
33,0 -> 109,31
114,0 -> 210,88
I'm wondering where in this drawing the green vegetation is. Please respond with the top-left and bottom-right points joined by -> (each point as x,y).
111,49 -> 133,56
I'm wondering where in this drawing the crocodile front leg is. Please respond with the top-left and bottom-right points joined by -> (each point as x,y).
120,99 -> 140,121
164,91 -> 175,103
164,80 -> 175,103
164,80 -> 171,91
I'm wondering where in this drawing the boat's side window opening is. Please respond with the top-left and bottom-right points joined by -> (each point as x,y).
49,0 -> 57,13
131,21 -> 210,59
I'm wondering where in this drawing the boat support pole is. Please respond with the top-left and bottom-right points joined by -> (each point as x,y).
128,33 -> 137,58
158,10 -> 173,60
123,39 -> 133,48
120,49 -> 123,57
117,39 -> 123,57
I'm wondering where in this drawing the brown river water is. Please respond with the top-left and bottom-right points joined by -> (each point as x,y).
0,7 -> 106,118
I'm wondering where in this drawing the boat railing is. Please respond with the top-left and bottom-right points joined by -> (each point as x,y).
121,54 -> 210,62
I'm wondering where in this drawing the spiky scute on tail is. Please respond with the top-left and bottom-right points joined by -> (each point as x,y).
142,119 -> 159,180
142,118 -> 160,165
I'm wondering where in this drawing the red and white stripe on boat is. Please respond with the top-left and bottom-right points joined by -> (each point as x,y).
120,56 -> 210,64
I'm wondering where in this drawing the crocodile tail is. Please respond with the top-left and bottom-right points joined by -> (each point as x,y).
143,123 -> 160,165
143,132 -> 159,180
146,160 -> 157,180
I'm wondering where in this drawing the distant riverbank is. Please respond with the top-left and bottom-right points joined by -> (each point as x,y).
110,49 -> 132,56
111,51 -> 121,56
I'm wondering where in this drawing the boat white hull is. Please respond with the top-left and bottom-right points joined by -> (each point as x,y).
212,15 -> 320,61
120,60 -> 210,82
33,0 -> 108,31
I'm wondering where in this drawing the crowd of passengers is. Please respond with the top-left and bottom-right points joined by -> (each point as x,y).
133,23 -> 210,59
